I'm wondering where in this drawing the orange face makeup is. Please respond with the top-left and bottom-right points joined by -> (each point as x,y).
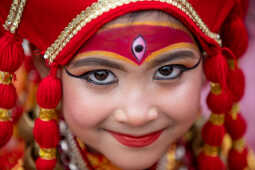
76,23 -> 196,66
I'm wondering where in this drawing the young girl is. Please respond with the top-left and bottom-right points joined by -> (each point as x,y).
0,0 -> 253,169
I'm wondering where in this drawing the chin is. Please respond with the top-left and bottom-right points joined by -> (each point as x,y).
111,158 -> 156,170
101,146 -> 165,170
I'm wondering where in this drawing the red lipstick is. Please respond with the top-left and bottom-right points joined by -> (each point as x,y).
108,130 -> 163,147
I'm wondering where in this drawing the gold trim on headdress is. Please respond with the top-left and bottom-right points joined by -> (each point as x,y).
44,0 -> 221,63
3,0 -> 27,33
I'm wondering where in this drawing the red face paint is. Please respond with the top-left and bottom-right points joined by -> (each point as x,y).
77,24 -> 194,65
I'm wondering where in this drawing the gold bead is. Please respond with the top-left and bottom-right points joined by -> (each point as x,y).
39,108 -> 57,121
229,103 -> 239,120
203,144 -> 218,157
210,83 -> 222,95
0,108 -> 10,121
209,113 -> 225,125
39,148 -> 56,160
0,71 -> 13,85
233,138 -> 245,152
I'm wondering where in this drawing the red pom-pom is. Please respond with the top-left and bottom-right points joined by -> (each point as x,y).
207,89 -> 233,113
36,74 -> 62,109
198,153 -> 225,170
228,147 -> 248,170
33,118 -> 59,148
228,68 -> 245,102
202,121 -> 225,146
36,158 -> 57,170
225,113 -> 246,140
11,105 -> 23,123
0,120 -> 13,147
222,15 -> 248,58
204,50 -> 228,85
0,33 -> 25,72
0,84 -> 17,109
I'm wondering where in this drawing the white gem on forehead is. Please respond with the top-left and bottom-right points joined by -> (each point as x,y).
132,35 -> 146,63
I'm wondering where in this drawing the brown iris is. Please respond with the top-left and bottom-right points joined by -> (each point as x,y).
94,71 -> 109,81
159,66 -> 173,76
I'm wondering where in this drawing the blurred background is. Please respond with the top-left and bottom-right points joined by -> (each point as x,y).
240,0 -> 255,151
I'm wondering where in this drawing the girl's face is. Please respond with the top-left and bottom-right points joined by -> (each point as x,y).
62,12 -> 203,170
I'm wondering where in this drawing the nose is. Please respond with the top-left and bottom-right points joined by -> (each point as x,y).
114,107 -> 158,126
114,87 -> 158,126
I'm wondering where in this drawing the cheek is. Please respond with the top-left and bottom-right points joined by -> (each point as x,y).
62,73 -> 114,129
155,66 -> 203,125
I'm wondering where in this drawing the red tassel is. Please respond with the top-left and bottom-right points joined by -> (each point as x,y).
0,84 -> 17,109
207,89 -> 233,113
36,74 -> 62,109
198,153 -> 225,170
0,120 -> 13,147
36,158 -> 57,170
204,50 -> 228,86
202,121 -> 225,146
228,147 -> 248,170
33,118 -> 59,148
222,15 -> 248,58
225,113 -> 246,140
11,105 -> 23,124
0,33 -> 25,72
228,68 -> 245,102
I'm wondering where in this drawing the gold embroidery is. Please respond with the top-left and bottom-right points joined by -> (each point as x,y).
204,144 -> 218,157
0,71 -> 13,85
3,0 -> 27,33
233,138 -> 245,152
210,83 -> 222,95
44,0 -> 221,63
39,108 -> 57,121
39,148 -> 57,160
209,113 -> 224,125
229,103 -> 239,120
0,108 -> 10,121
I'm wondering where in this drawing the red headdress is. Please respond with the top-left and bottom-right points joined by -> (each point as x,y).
0,0 -> 249,170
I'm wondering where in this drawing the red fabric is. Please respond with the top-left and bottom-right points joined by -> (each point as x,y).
228,147 -> 248,170
0,33 -> 24,72
203,49 -> 229,85
0,120 -> 13,147
0,84 -> 17,109
36,158 -> 57,170
222,15 -> 248,58
206,89 -> 233,114
225,113 -> 247,140
33,119 -> 59,148
228,67 -> 245,102
202,121 -> 225,146
0,0 -> 239,66
198,153 -> 226,170
36,71 -> 62,109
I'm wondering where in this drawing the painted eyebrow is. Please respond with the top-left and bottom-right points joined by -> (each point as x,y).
69,50 -> 197,71
69,58 -> 126,71
148,50 -> 198,69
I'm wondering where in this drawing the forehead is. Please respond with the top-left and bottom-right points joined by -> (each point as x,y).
74,11 -> 197,65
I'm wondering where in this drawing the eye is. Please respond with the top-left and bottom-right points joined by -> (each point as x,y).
84,70 -> 118,85
153,65 -> 187,80
65,68 -> 118,85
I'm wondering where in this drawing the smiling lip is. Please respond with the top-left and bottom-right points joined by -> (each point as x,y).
108,129 -> 164,147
